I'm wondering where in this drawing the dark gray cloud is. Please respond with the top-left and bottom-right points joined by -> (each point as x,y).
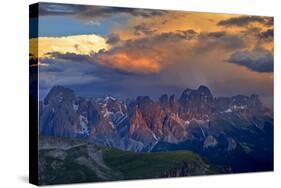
39,66 -> 64,73
196,31 -> 245,52
206,31 -> 226,38
100,29 -> 198,57
106,34 -> 120,44
134,23 -> 157,36
154,29 -> 198,41
40,52 -> 139,81
30,3 -> 85,18
75,6 -> 166,22
240,27 -> 261,37
218,16 -> 273,27
33,2 -> 166,20
38,52 -> 145,99
45,52 -> 94,63
259,29 -> 274,40
227,49 -> 273,72
238,27 -> 273,46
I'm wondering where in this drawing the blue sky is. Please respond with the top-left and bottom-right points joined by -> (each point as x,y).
30,14 -> 130,38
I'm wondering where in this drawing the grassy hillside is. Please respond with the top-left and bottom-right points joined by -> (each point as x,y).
38,136 -> 218,185
103,148 -> 215,179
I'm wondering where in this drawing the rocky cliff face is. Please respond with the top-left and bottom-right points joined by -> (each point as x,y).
40,86 -> 79,137
179,85 -> 214,120
39,85 -> 273,154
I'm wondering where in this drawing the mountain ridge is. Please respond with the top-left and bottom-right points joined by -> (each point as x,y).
40,85 -> 271,147
39,85 -> 273,173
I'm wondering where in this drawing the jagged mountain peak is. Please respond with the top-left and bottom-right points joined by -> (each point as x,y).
49,85 -> 73,93
169,95 -> 177,103
196,85 -> 213,97
179,88 -> 192,103
44,85 -> 75,105
179,85 -> 213,103
136,96 -> 153,105
159,94 -> 169,105
182,88 -> 193,95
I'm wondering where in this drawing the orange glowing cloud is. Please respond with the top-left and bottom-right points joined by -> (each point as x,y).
111,12 -> 273,58
96,52 -> 161,73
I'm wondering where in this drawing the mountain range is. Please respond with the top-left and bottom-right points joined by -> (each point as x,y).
39,85 -> 273,176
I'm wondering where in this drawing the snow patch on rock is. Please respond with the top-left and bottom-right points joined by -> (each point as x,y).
72,103 -> 79,111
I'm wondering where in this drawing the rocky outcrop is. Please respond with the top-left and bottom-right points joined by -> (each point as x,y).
179,85 -> 214,120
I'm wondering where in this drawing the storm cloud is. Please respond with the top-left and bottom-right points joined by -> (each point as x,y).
227,49 -> 273,72
259,29 -> 274,40
218,16 -> 273,27
32,2 -> 166,20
